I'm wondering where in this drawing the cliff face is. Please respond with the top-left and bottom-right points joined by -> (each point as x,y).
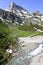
0,8 -> 22,25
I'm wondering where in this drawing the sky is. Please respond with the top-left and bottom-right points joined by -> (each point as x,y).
0,0 -> 43,13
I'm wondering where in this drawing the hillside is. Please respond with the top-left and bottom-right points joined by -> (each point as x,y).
0,1 -> 43,65
0,20 -> 18,65
0,19 -> 43,65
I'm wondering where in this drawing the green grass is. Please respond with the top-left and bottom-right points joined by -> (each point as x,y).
9,25 -> 42,37
0,20 -> 10,65
9,23 -> 43,38
0,20 -> 18,65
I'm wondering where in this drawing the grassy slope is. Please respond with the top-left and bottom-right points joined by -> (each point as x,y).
9,23 -> 43,37
0,20 -> 10,65
0,20 -> 18,65
0,20 -> 43,65
9,26 -> 37,37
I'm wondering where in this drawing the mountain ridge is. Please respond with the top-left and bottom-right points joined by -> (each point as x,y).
0,1 -> 43,25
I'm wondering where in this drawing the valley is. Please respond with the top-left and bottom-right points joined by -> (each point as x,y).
0,1 -> 43,65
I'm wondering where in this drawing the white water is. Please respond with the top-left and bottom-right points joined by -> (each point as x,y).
7,36 -> 43,65
30,44 -> 43,56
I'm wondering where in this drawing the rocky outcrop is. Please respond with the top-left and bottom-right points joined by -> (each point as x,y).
0,8 -> 22,24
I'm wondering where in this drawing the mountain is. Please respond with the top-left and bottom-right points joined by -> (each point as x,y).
5,2 -> 29,17
0,1 -> 43,25
0,8 -> 23,25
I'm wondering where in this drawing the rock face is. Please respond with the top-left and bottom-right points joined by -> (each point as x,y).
0,8 -> 22,24
0,1 -> 43,25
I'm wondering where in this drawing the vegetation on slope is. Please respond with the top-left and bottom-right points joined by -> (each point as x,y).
9,25 -> 38,37
9,23 -> 43,37
0,20 -> 18,65
0,20 -> 9,65
18,23 -> 43,31
0,19 -> 43,65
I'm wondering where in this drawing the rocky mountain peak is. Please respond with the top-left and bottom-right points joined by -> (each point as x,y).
9,1 -> 15,9
5,1 -> 29,16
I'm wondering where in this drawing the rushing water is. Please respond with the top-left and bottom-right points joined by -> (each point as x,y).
7,36 -> 43,65
7,44 -> 43,65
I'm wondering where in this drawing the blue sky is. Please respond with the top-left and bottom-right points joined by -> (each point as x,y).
0,0 -> 43,13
